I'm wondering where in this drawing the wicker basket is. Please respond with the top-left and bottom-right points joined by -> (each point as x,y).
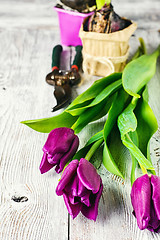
79,18 -> 137,76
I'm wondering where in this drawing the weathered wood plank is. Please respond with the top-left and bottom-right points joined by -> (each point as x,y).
69,1 -> 160,239
0,0 -> 160,239
0,8 -> 68,239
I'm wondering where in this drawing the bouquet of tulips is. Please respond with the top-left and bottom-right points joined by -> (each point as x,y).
22,40 -> 160,232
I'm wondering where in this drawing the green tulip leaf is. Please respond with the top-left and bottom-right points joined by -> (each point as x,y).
102,89 -> 129,178
22,72 -> 122,132
67,79 -> 122,116
134,86 -> 158,174
103,142 -> 124,179
118,95 -> 155,171
72,97 -> 110,134
122,46 -> 160,98
86,130 -> 104,146
67,72 -> 122,112
129,131 -> 138,186
21,111 -> 78,133
71,81 -> 124,133
122,134 -> 154,170
90,94 -> 115,122
118,98 -> 138,137
103,89 -> 129,138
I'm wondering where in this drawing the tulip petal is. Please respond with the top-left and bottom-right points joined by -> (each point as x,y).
77,158 -> 101,194
63,193 -> 82,219
81,194 -> 91,207
43,128 -> 76,155
55,135 -> 79,173
151,175 -> 160,220
146,175 -> 160,232
78,179 -> 91,207
39,153 -> 54,174
56,160 -> 79,196
48,153 -> 63,164
65,174 -> 78,198
81,182 -> 103,221
147,204 -> 160,232
131,174 -> 151,230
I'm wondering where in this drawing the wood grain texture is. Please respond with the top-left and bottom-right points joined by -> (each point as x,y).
0,0 -> 160,239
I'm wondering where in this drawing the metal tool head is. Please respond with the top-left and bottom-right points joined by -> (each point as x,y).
52,84 -> 71,112
46,68 -> 80,86
46,68 -> 81,112
46,44 -> 82,112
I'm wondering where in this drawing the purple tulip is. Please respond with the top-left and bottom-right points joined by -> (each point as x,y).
40,127 -> 79,174
56,158 -> 103,221
131,174 -> 160,232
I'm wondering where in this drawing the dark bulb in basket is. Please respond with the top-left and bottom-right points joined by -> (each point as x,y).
88,4 -> 131,33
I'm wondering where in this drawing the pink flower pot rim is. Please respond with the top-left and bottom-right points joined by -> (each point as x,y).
54,7 -> 94,17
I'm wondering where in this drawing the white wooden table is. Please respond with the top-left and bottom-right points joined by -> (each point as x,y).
0,0 -> 160,239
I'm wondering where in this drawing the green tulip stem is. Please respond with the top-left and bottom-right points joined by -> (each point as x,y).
85,139 -> 104,161
139,163 -> 148,175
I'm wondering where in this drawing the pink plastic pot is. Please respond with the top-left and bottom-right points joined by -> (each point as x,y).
54,7 -> 93,46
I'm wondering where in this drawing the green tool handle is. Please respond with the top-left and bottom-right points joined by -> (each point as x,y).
71,45 -> 83,71
52,45 -> 63,70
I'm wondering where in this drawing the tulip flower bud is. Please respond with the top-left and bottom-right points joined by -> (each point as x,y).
56,158 -> 103,220
40,127 -> 79,174
131,174 -> 160,232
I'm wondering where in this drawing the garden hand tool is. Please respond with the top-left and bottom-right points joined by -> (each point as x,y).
46,44 -> 82,112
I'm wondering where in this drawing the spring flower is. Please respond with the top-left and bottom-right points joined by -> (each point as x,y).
131,174 -> 160,232
40,127 -> 79,174
56,158 -> 103,220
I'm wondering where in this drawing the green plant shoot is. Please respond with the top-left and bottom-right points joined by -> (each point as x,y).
96,0 -> 111,9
